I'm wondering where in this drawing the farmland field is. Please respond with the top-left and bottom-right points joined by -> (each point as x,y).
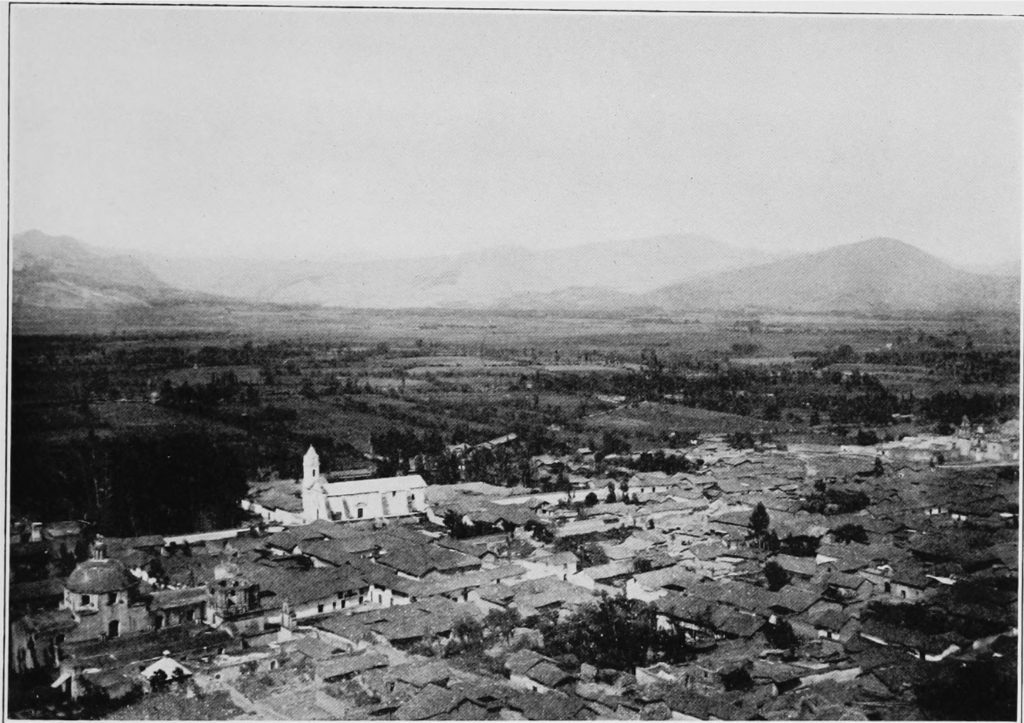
10,306 -> 1018,531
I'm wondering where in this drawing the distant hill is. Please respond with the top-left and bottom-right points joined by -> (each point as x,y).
141,233 -> 765,308
652,237 -> 1020,314
12,230 -> 173,309
11,230 -> 231,311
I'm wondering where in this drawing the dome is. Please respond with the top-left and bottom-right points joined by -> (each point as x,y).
66,558 -> 137,594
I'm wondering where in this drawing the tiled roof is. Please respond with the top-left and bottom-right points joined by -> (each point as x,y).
301,538 -> 372,565
503,689 -> 581,720
505,648 -> 546,675
376,543 -> 481,578
9,577 -> 65,603
772,554 -> 818,577
14,608 -> 77,635
710,607 -> 764,638
292,635 -> 342,660
527,661 -> 573,688
411,564 -> 526,597
392,684 -> 461,720
388,660 -> 453,687
243,563 -> 367,606
316,651 -> 388,679
150,586 -> 208,610
581,560 -> 634,581
323,474 -> 427,497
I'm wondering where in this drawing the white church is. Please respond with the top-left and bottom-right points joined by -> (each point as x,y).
299,446 -> 428,524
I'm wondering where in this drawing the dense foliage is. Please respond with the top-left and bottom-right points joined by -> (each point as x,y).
12,432 -> 248,536
537,595 -> 695,670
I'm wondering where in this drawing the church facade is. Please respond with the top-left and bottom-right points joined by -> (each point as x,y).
300,446 -> 428,524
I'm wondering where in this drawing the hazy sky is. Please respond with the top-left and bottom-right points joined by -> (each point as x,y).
10,6 -> 1022,266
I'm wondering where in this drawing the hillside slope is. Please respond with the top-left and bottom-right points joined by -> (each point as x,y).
13,230 -> 174,309
653,237 -> 1020,314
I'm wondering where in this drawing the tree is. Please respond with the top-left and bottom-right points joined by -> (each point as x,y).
584,492 -> 598,507
855,429 -> 880,446
600,431 -> 630,456
914,659 -> 1016,721
483,608 -> 522,642
170,667 -> 190,687
749,502 -> 770,540
148,670 -> 169,692
873,456 -> 885,477
452,615 -> 484,647
634,558 -> 653,574
764,560 -> 791,591
443,510 -> 472,539
605,481 -> 617,504
576,542 -> 610,569
545,596 -> 658,670
833,523 -> 868,545
764,620 -> 798,650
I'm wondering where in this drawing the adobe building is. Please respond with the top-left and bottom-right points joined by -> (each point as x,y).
61,537 -> 151,642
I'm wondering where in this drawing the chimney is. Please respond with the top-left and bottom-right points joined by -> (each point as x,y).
91,535 -> 107,561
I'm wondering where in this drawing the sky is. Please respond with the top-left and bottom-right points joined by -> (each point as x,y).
10,6 -> 1022,267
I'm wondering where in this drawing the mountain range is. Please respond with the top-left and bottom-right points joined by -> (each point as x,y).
137,233 -> 769,308
10,230 -> 1020,316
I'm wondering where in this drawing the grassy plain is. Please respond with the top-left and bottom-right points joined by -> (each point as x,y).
11,304 -> 1018,522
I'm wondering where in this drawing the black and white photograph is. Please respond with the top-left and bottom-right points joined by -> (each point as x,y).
5,2 -> 1021,720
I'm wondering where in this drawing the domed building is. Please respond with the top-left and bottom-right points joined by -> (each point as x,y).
60,537 -> 151,642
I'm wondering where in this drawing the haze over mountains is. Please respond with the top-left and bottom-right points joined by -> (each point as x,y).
10,230 -> 1020,316
139,234 -> 768,308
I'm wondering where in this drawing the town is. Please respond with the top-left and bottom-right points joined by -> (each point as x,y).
7,6 -> 1021,720
9,378 -> 1019,719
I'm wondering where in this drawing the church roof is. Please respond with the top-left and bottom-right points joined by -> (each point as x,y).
66,558 -> 138,594
322,474 -> 427,497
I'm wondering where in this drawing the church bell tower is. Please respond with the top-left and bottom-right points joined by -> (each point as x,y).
301,445 -> 329,522
303,445 -> 320,485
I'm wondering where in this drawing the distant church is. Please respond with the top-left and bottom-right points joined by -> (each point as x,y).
300,446 -> 427,524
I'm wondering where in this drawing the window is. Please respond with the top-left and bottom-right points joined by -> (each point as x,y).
317,604 -> 324,613
80,595 -> 90,606
107,592 -> 117,605
357,507 -> 364,519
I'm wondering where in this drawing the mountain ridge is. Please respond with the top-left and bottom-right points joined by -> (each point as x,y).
652,237 -> 1020,313
11,230 -> 1019,316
